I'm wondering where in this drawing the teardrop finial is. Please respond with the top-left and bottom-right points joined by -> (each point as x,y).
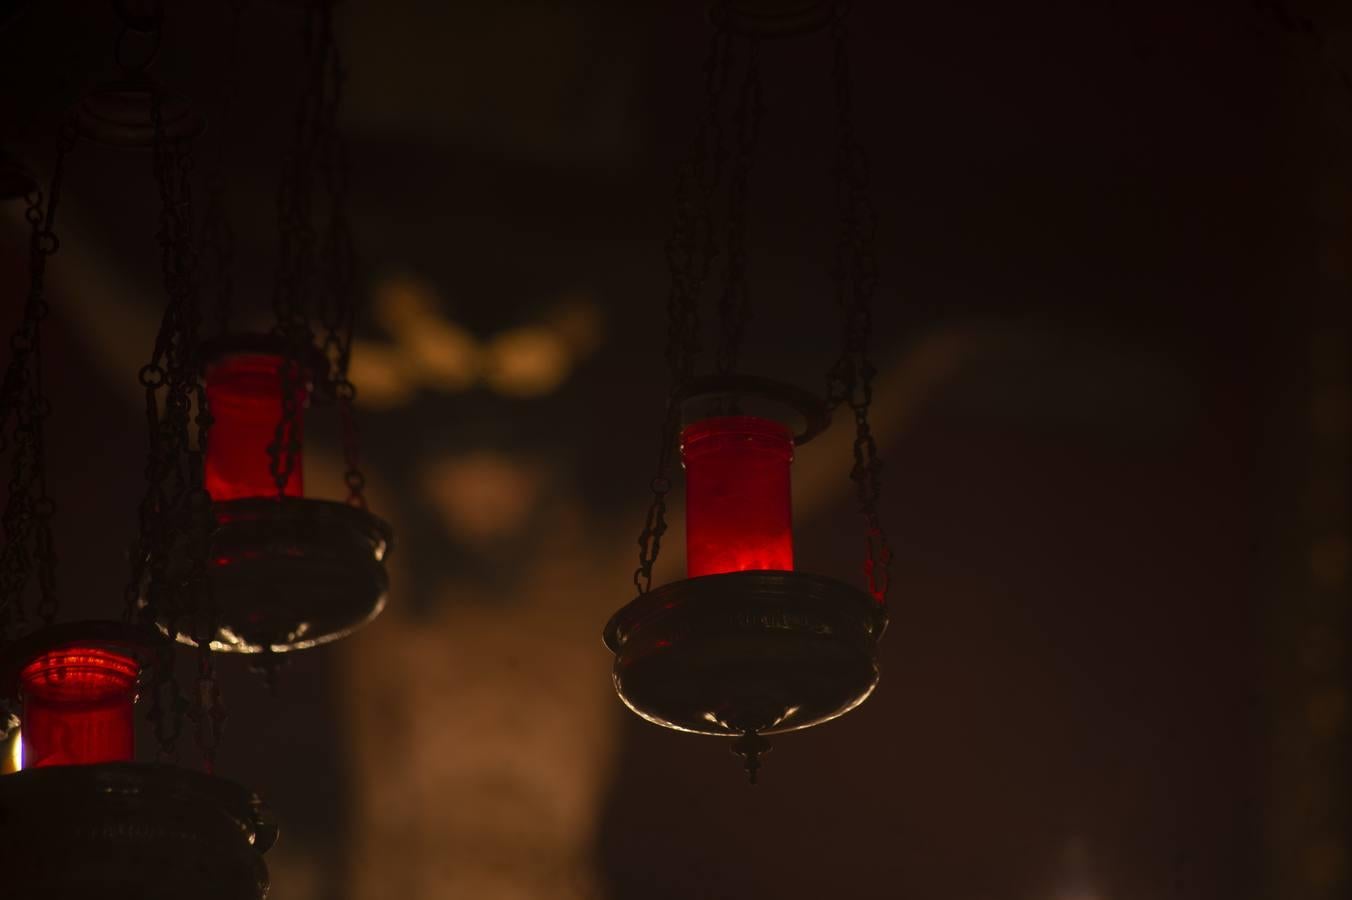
731,731 -> 772,784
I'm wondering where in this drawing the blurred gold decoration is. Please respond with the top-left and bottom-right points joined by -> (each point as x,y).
375,276 -> 481,391
346,340 -> 420,410
543,293 -> 605,357
483,326 -> 570,397
358,275 -> 604,407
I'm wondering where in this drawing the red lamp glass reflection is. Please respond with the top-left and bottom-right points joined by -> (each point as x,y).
18,647 -> 139,768
205,353 -> 307,502
682,415 -> 794,577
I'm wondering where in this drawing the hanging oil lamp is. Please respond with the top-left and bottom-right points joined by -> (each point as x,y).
163,0 -> 392,657
196,333 -> 392,654
603,1 -> 891,782
0,5 -> 275,893
0,624 -> 276,897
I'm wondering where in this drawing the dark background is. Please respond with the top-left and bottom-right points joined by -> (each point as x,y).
1,1 -> 1348,898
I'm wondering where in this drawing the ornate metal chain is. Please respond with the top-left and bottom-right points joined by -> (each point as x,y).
267,0 -> 368,507
311,0 -> 367,508
267,2 -> 325,499
0,126 -> 74,643
714,37 -> 762,375
633,26 -> 733,593
125,71 -> 225,767
824,7 -> 891,605
200,0 -> 248,337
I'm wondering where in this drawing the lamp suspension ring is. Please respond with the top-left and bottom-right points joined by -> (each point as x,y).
75,75 -> 206,149
199,332 -> 333,398
675,373 -> 831,445
0,619 -> 166,698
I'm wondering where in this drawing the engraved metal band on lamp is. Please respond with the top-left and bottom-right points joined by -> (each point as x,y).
165,333 -> 393,654
0,763 -> 276,899
603,376 -> 887,781
0,621 -> 161,768
0,622 -> 277,898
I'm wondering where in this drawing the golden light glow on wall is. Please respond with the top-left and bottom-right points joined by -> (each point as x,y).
352,276 -> 604,409
1051,838 -> 1104,900
482,326 -> 569,396
421,452 -> 541,542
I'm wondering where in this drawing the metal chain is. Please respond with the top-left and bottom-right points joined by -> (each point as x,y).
714,37 -> 762,375
312,0 -> 368,507
268,0 -> 369,506
267,2 -> 327,499
313,0 -> 350,368
200,0 -> 248,336
126,79 -> 224,767
824,6 -> 891,605
633,26 -> 733,593
0,126 -> 74,642
272,2 -> 321,340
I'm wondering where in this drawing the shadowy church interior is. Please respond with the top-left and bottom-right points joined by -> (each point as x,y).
0,0 -> 1348,897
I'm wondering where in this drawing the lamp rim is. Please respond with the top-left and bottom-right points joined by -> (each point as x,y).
200,331 -> 331,379
0,620 -> 167,702
674,374 -> 831,446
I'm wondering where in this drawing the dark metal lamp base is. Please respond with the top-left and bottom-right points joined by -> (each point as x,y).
0,763 -> 275,899
604,570 -> 886,779
170,496 -> 392,654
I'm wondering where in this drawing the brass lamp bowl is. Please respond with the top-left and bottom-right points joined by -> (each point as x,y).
189,496 -> 393,654
604,570 -> 886,778
0,762 -> 276,899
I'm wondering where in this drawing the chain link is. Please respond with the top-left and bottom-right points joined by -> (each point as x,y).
0,125 -> 74,643
633,5 -> 888,602
633,27 -> 734,593
124,78 -> 224,767
313,0 -> 367,507
714,37 -> 762,375
267,0 -> 367,506
824,7 -> 891,605
267,3 -> 322,499
200,0 -> 249,336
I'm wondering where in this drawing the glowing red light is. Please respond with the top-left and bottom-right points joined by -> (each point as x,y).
205,352 -> 307,501
19,648 -> 139,768
682,415 -> 794,577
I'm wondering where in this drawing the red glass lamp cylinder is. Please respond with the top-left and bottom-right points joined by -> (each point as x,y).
18,648 -> 139,768
681,415 -> 795,577
205,353 -> 308,501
